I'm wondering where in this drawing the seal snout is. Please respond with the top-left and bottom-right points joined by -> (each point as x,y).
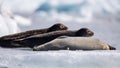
87,29 -> 94,36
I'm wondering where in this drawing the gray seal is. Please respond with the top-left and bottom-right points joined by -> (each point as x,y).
13,28 -> 94,48
33,37 -> 116,51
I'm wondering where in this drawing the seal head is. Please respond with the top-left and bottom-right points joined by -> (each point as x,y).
76,28 -> 94,37
48,23 -> 68,32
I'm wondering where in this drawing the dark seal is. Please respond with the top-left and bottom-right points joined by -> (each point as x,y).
0,23 -> 68,48
13,28 -> 94,48
33,37 -> 116,51
0,23 -> 68,40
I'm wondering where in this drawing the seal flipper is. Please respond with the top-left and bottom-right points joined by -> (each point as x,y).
108,44 -> 116,50
12,39 -> 31,48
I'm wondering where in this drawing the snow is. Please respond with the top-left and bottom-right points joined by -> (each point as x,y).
0,49 -> 120,68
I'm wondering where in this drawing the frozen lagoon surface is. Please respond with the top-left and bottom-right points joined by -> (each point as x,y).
0,49 -> 120,68
0,0 -> 120,68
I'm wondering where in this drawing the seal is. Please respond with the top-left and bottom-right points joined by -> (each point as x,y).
0,23 -> 68,40
33,37 -> 116,51
13,28 -> 94,48
0,23 -> 68,48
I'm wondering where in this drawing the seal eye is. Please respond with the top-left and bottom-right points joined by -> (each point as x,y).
59,25 -> 68,30
87,30 -> 91,33
60,25 -> 64,29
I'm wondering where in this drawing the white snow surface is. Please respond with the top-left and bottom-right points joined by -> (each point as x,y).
0,49 -> 120,68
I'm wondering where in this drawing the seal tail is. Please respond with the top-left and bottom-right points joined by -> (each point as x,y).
108,44 -> 116,50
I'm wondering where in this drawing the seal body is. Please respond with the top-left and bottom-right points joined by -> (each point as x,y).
33,37 -> 116,51
13,28 -> 94,48
0,23 -> 68,40
0,23 -> 68,48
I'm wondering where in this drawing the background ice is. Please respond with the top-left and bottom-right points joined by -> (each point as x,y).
0,0 -> 120,68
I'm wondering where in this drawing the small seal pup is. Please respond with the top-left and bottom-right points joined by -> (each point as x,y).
33,36 -> 116,51
13,28 -> 94,48
0,23 -> 68,40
